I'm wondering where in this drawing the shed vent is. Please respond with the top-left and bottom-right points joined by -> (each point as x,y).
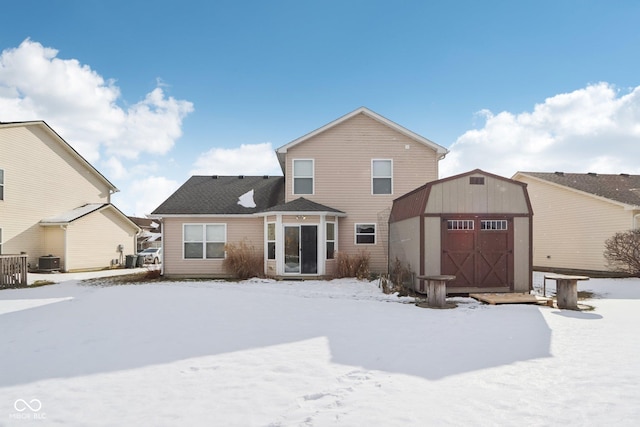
554,171 -> 564,176
587,172 -> 598,177
470,177 -> 485,185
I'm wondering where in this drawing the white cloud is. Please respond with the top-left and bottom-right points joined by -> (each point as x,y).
115,176 -> 181,217
0,39 -> 193,162
440,82 -> 640,178
191,142 -> 282,176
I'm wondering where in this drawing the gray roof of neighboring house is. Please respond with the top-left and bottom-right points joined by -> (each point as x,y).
151,175 -> 285,215
259,197 -> 345,215
520,172 -> 640,207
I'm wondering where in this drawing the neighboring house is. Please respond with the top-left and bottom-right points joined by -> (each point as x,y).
390,169 -> 533,293
129,216 -> 162,252
0,121 -> 140,272
152,107 -> 449,278
512,171 -> 640,274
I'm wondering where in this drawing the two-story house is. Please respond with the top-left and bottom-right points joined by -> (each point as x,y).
0,121 -> 139,272
151,107 -> 448,278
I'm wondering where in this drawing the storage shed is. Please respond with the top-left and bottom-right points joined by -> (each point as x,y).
389,169 -> 533,293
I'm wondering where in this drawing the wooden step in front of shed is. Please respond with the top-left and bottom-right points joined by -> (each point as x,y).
470,293 -> 553,306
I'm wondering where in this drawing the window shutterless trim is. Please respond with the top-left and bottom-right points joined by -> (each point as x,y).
292,159 -> 314,195
371,159 -> 393,195
182,223 -> 227,259
355,223 -> 376,245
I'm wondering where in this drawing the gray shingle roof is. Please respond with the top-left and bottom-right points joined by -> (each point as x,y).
521,172 -> 640,207
151,176 -> 285,215
260,197 -> 345,214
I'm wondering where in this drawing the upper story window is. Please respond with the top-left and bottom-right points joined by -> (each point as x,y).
372,160 -> 392,194
0,169 -> 4,200
293,159 -> 314,195
183,224 -> 226,259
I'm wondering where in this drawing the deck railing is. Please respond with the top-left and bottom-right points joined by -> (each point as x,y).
0,254 -> 28,288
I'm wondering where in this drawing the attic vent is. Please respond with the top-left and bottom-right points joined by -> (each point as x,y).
620,173 -> 630,177
587,172 -> 597,177
263,175 -> 269,179
470,176 -> 485,185
239,175 -> 244,179
212,175 -> 218,179
554,171 -> 564,176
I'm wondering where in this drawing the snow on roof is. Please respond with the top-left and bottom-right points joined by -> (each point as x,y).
40,203 -> 107,224
237,189 -> 257,208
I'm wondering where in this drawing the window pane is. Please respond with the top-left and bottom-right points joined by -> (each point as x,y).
185,242 -> 203,258
356,235 -> 375,244
206,242 -> 226,258
294,160 -> 313,177
268,242 -> 276,260
373,178 -> 392,194
373,160 -> 391,177
356,224 -> 375,234
206,224 -> 225,242
184,225 -> 202,241
294,177 -> 313,194
0,169 -> 4,184
326,223 -> 334,240
267,223 -> 275,241
326,242 -> 335,259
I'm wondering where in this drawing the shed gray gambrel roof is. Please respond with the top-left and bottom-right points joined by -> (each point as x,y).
517,172 -> 640,208
151,175 -> 285,215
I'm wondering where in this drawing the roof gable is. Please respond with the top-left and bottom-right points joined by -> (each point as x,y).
0,121 -> 118,193
275,107 -> 448,172
151,175 -> 285,215
515,172 -> 640,208
40,203 -> 140,232
258,197 -> 345,215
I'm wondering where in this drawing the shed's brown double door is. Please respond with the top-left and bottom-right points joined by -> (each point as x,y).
441,217 -> 514,290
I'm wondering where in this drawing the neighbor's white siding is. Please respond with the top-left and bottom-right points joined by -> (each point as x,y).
65,208 -> 137,271
516,175 -> 635,272
0,124 -> 114,268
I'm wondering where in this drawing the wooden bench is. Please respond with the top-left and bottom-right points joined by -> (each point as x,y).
544,273 -> 590,310
416,275 -> 456,308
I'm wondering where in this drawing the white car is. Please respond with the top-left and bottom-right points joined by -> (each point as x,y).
138,247 -> 162,264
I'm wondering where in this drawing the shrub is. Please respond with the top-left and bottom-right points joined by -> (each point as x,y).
604,229 -> 640,276
386,257 -> 413,294
335,250 -> 370,279
223,241 -> 264,279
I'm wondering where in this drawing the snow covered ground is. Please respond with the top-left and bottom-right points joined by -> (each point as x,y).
1,271 -> 639,426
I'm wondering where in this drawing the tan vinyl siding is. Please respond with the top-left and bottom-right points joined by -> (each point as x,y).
426,174 -> 529,214
163,216 -> 263,277
65,208 -> 137,271
284,113 -> 440,273
42,226 -> 65,269
422,217 -> 441,278
517,176 -> 634,272
0,125 -> 113,267
513,217 -> 531,292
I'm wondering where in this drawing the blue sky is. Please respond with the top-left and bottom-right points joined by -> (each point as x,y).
2,1 -> 640,215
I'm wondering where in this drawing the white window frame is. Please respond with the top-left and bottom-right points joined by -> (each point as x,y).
266,222 -> 276,260
183,223 -> 227,259
326,222 -> 336,259
355,223 -> 376,245
447,220 -> 474,230
372,159 -> 393,195
481,220 -> 508,231
293,159 -> 314,195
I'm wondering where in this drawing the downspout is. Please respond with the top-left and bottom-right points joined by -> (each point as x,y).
61,225 -> 68,272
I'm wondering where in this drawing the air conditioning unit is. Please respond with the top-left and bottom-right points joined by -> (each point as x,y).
39,255 -> 61,272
